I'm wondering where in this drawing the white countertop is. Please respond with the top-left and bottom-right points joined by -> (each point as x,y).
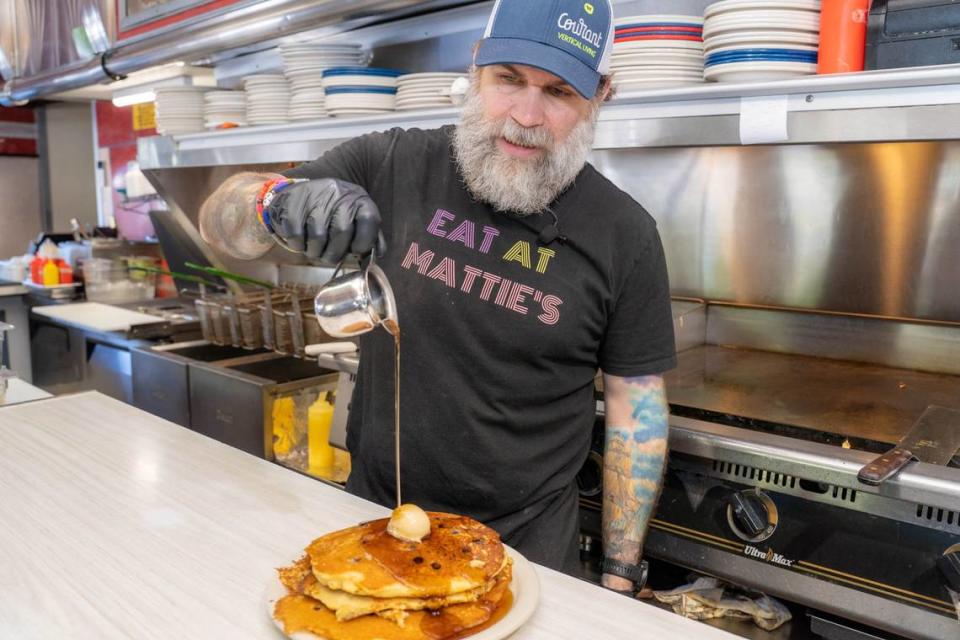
0,393 -> 739,640
32,301 -> 165,333
1,378 -> 53,406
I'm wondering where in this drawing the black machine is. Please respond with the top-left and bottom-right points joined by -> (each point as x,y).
578,303 -> 960,640
866,0 -> 960,70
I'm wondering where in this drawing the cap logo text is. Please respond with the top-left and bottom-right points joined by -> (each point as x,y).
557,12 -> 603,48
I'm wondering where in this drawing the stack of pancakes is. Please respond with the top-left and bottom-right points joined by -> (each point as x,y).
273,512 -> 513,640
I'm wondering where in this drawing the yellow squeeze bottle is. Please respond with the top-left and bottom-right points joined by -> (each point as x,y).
308,392 -> 336,475
42,260 -> 60,286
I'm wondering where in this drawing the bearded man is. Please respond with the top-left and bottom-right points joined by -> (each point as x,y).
201,0 -> 675,598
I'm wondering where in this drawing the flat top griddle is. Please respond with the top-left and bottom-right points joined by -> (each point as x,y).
664,345 -> 960,451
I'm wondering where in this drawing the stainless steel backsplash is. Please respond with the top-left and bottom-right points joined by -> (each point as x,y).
591,141 -> 960,323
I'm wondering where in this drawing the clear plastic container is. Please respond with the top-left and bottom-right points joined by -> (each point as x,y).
82,256 -> 158,304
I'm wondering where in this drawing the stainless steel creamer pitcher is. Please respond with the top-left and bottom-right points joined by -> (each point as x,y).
314,256 -> 397,338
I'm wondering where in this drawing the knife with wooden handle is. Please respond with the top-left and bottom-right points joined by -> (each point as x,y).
858,405 -> 960,486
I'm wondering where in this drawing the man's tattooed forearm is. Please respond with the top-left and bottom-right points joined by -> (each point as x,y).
603,375 -> 669,561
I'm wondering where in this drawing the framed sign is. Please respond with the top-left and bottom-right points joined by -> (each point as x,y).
118,0 -> 212,30
116,0 -> 250,41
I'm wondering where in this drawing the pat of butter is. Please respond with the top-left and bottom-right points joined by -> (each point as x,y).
387,504 -> 431,543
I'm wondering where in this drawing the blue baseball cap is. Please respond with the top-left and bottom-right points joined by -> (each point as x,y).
475,0 -> 614,99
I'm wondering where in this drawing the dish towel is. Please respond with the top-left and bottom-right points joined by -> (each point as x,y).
653,576 -> 792,631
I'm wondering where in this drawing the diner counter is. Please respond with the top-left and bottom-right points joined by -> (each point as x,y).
0,392 -> 739,639
1,377 -> 52,406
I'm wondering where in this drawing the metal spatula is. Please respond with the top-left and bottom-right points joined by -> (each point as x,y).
858,405 -> 960,486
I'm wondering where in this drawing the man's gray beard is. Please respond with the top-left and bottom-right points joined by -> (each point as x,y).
452,80 -> 598,216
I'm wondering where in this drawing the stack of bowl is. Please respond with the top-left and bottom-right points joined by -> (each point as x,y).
280,43 -> 367,121
203,91 -> 246,130
154,87 -> 208,135
395,72 -> 463,111
321,67 -> 402,117
243,75 -> 291,126
610,15 -> 706,91
703,0 -> 821,82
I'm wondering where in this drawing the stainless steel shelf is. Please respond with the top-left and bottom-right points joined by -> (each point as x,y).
139,64 -> 960,169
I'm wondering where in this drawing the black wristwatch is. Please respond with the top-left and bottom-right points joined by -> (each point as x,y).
602,557 -> 649,595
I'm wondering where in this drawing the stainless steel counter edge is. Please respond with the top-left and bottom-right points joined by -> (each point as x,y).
0,284 -> 28,297
668,414 -> 960,511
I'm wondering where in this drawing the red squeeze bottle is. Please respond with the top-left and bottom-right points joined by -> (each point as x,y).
59,262 -> 74,284
818,0 -> 871,74
30,256 -> 44,284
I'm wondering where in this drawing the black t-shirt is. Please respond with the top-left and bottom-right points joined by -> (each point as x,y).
286,126 -> 675,559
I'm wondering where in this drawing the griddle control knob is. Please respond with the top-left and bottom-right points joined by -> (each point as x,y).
938,545 -> 960,593
727,489 -> 778,543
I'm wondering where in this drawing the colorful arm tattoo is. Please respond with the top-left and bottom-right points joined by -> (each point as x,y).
601,373 -> 669,588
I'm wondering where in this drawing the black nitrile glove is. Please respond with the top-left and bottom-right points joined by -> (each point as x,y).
266,178 -> 385,265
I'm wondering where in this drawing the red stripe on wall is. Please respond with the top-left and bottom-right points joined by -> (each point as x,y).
0,138 -> 38,156
0,106 -> 37,124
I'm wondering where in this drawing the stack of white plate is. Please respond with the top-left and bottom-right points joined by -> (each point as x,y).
395,72 -> 463,111
203,91 -> 246,130
610,15 -> 705,91
154,87 -> 207,135
703,0 -> 821,82
243,75 -> 290,126
280,43 -> 367,121
322,67 -> 402,117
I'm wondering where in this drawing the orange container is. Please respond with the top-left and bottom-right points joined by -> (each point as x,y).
818,0 -> 871,74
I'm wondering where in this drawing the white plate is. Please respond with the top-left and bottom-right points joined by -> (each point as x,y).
326,109 -> 395,118
155,87 -> 207,95
396,105 -> 455,112
322,75 -> 398,88
703,29 -> 820,50
614,73 -> 704,83
397,87 -> 446,96
615,79 -> 705,91
705,0 -> 820,18
284,61 -> 366,70
708,43 -> 817,54
703,14 -> 820,38
613,40 -> 704,52
395,99 -> 452,108
397,77 -> 460,85
280,46 -> 363,52
614,66 -> 704,75
615,14 -> 704,25
704,59 -> 816,81
325,97 -> 396,109
156,99 -> 205,107
610,49 -> 703,61
611,60 -> 703,70
265,546 -> 538,640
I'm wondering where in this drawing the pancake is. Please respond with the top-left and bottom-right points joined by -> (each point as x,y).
307,512 -> 505,599
274,561 -> 513,640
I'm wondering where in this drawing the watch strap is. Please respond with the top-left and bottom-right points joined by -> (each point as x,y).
602,557 -> 649,589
